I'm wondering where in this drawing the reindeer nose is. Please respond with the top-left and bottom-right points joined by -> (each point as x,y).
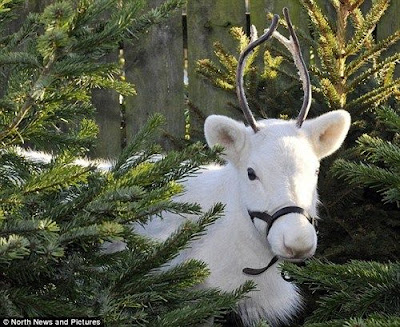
283,242 -> 314,259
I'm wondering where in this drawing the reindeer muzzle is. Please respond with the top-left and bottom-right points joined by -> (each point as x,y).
243,206 -> 316,276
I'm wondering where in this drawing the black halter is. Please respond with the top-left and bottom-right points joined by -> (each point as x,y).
243,206 -> 316,276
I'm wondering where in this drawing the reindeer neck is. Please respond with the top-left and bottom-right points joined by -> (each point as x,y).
183,163 -> 277,271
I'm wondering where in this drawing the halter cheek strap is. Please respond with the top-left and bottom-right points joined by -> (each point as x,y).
243,206 -> 315,276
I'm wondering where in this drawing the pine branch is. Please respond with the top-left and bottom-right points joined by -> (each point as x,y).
0,235 -> 30,263
0,52 -> 40,67
7,289 -> 87,317
147,280 -> 254,327
59,220 -> 124,244
300,0 -> 339,83
214,41 -> 238,76
305,315 -> 400,327
347,78 -> 400,112
72,0 -> 117,30
344,0 -> 389,56
349,7 -> 376,51
332,159 -> 400,204
320,78 -> 342,109
349,52 -> 400,88
262,50 -> 283,80
356,134 -> 400,167
196,58 -> 235,91
0,218 -> 59,237
283,260 -> 400,323
113,203 -> 224,288
71,1 -> 143,52
0,0 -> 25,31
230,25 -> 250,54
0,290 -> 20,316
119,259 -> 210,296
346,30 -> 400,77
113,113 -> 165,174
376,106 -> 400,131
0,46 -> 59,145
22,164 -> 93,195
126,0 -> 186,38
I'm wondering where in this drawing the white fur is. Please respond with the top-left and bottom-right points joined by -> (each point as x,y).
16,110 -> 351,326
137,110 -> 351,326
15,148 -> 114,171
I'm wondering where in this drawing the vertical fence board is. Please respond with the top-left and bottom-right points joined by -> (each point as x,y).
124,0 -> 184,149
250,0 -> 310,71
186,0 -> 246,133
249,0 -> 310,117
377,0 -> 400,46
92,79 -> 121,158
250,0 -> 308,37
377,0 -> 400,76
3,1 -> 400,155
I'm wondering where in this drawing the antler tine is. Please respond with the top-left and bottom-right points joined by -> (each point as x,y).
236,14 -> 279,133
273,8 -> 312,128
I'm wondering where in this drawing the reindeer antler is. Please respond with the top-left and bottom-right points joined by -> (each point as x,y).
236,9 -> 311,131
273,8 -> 312,128
236,14 -> 279,133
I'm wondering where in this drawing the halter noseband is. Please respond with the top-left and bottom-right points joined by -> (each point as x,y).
243,206 -> 316,276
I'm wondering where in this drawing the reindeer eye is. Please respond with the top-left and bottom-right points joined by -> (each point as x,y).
247,168 -> 257,181
315,168 -> 320,176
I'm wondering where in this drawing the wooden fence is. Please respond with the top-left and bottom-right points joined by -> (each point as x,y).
95,0 -> 315,157
19,1 -> 400,158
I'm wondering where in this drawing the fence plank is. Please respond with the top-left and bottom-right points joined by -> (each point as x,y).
92,80 -> 121,158
124,0 -> 185,150
186,0 -> 246,134
250,0 -> 310,72
377,0 -> 400,76
377,0 -> 400,44
250,0 -> 309,37
248,0 -> 310,118
12,0 -> 397,155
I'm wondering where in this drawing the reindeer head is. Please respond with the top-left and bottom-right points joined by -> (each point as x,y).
204,9 -> 350,273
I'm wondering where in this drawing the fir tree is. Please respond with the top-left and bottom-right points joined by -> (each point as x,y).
196,0 -> 400,119
0,0 -> 253,324
195,25 -> 305,122
332,105 -> 400,207
282,259 -> 400,326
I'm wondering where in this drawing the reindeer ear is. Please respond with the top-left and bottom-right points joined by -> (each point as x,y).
205,115 -> 248,164
303,110 -> 351,159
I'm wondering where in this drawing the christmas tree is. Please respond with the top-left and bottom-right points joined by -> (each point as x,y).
196,0 -> 400,118
0,0 -> 252,325
283,258 -> 400,326
333,105 -> 400,207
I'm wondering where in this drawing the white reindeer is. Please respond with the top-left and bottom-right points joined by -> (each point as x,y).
16,9 -> 350,326
136,9 -> 351,326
